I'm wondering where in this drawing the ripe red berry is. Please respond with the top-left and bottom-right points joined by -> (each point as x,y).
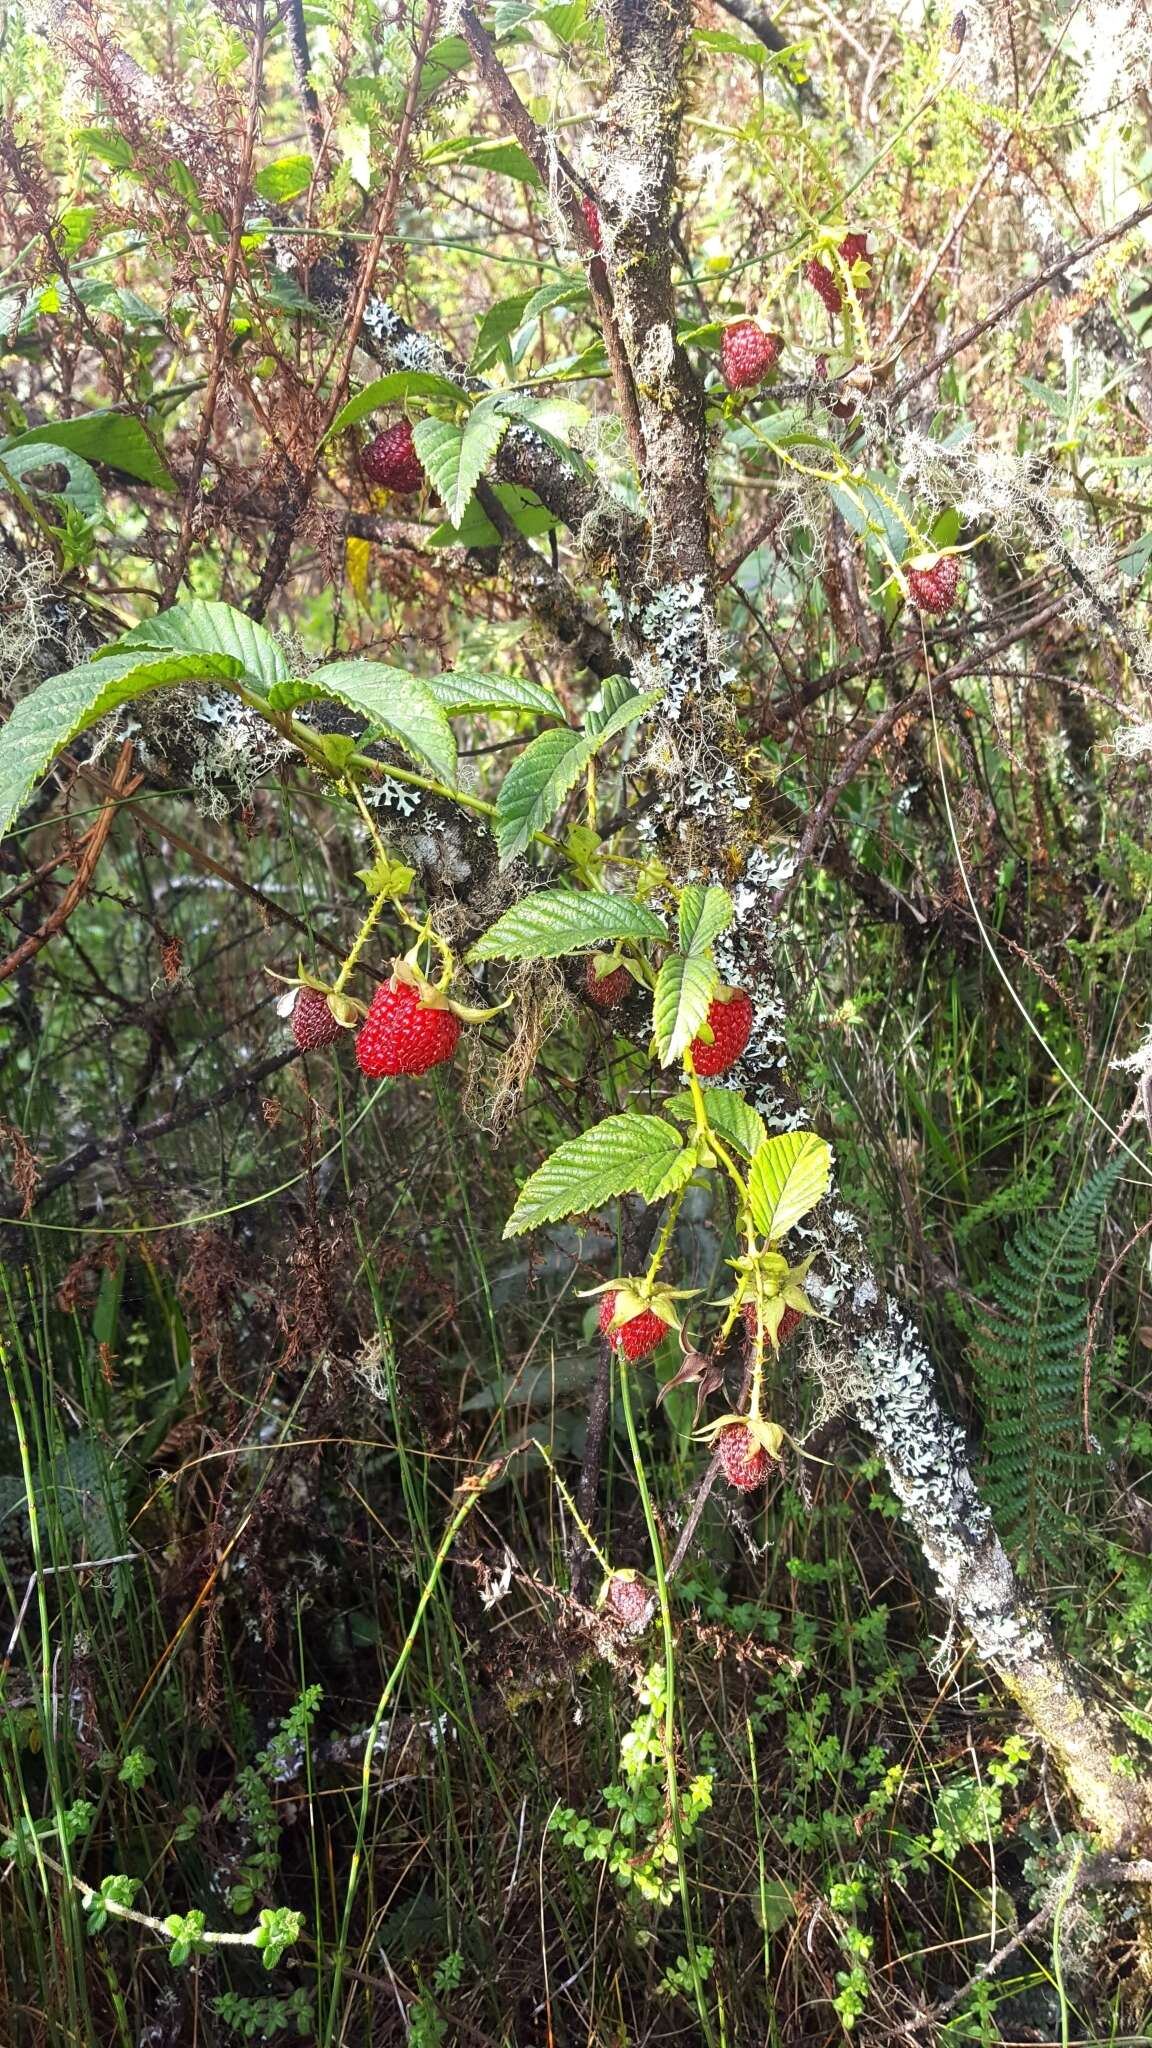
838,232 -> 870,280
599,1291 -> 668,1361
721,321 -> 783,391
805,258 -> 843,316
741,1300 -> 803,1348
291,987 -> 344,1051
690,989 -> 754,1078
355,979 -> 460,1078
603,1574 -> 651,1628
584,957 -> 630,1009
581,196 -> 602,251
906,554 -> 961,616
716,1421 -> 773,1492
363,420 -> 424,495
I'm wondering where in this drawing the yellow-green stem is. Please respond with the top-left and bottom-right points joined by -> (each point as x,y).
535,1441 -> 613,1576
617,1361 -> 717,2048
332,891 -> 390,994
644,1183 -> 689,1291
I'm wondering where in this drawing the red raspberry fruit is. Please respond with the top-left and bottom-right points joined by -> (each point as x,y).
838,232 -> 870,280
741,1300 -> 803,1348
355,979 -> 460,1078
805,259 -> 843,316
291,987 -> 344,1051
363,420 -> 424,495
584,957 -> 630,1009
599,1291 -> 668,1361
581,196 -> 602,251
716,1422 -> 773,1492
906,554 -> 961,615
603,1574 -> 651,1628
721,321 -> 783,391
690,989 -> 754,1078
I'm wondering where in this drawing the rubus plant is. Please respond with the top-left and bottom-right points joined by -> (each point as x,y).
5,0 -> 1152,2037
0,615 -> 831,1468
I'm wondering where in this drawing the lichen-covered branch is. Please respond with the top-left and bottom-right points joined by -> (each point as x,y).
575,0 -> 1152,1854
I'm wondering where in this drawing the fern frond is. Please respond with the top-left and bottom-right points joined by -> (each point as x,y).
971,1161 -> 1122,1571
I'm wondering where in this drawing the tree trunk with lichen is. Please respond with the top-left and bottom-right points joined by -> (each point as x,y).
588,0 -> 1152,1856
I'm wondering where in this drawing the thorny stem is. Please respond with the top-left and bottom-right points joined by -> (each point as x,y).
535,1441 -> 612,1576
643,1184 -> 689,1293
617,1361 -> 718,2048
767,438 -> 933,565
747,1272 -> 768,1425
231,683 -> 571,848
331,891 -> 390,995
685,1056 -> 749,1209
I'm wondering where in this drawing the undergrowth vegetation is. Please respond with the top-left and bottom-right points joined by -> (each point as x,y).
4,0 -> 1152,2042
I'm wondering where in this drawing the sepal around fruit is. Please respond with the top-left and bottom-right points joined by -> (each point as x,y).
446,991 -> 515,1025
582,1278 -> 698,1333
267,967 -> 365,1028
391,949 -> 514,1026
697,1411 -> 785,1460
726,1249 -> 820,1340
327,992 -> 365,1028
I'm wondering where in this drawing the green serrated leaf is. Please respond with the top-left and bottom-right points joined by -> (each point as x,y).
584,676 -> 634,734
0,442 -> 104,521
419,34 -> 472,98
522,281 -> 586,324
413,408 -> 510,526
420,668 -> 561,719
426,137 -> 544,188
495,688 -> 661,861
324,372 -> 466,442
2,411 -> 174,490
584,679 -> 662,741
254,154 -> 313,203
471,290 -> 534,373
747,1131 -> 832,1242
678,884 -> 733,956
0,651 -> 245,843
494,726 -> 588,860
504,1113 -> 692,1237
665,1088 -> 767,1161
75,127 -> 134,169
652,953 -> 717,1067
265,678 -> 314,712
426,481 -> 560,549
469,889 -> 667,963
98,599 -> 288,689
296,660 -> 456,784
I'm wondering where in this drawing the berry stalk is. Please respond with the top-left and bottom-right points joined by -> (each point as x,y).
616,1357 -> 718,2047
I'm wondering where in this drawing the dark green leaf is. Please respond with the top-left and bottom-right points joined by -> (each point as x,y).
100,600 -> 288,689
325,371 -> 466,442
3,411 -> 174,490
255,154 -> 314,203
299,661 -> 457,784
0,651 -> 245,843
